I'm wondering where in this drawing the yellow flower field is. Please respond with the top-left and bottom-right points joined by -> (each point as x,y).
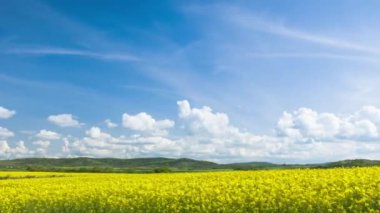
0,167 -> 379,212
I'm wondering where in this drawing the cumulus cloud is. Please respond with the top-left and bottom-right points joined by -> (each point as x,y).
68,135 -> 178,158
59,125 -> 180,158
33,140 -> 50,149
355,105 -> 380,125
0,106 -> 16,119
177,100 -> 240,136
32,139 -> 57,157
36,129 -> 60,140
67,127 -> 126,155
86,127 -> 111,139
175,100 -> 269,161
276,107 -> 380,141
104,119 -> 118,128
62,138 -> 71,154
0,141 -> 10,153
48,114 -> 82,127
12,141 -> 29,157
122,112 -> 174,135
3,100 -> 380,163
0,141 -> 29,158
0,127 -> 14,139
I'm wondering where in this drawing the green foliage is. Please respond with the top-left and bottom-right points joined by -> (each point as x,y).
0,158 -> 379,173
153,167 -> 172,173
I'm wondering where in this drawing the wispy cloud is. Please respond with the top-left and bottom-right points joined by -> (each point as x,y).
0,73 -> 107,103
247,53 -> 380,64
228,10 -> 380,54
0,1 -> 141,62
5,47 -> 141,62
122,85 -> 182,96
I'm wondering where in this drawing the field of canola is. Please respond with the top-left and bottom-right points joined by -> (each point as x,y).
0,167 -> 379,212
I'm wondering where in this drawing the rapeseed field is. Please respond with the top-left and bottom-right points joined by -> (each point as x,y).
0,167 -> 379,212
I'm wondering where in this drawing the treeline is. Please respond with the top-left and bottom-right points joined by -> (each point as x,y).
23,166 -> 175,173
0,158 -> 379,173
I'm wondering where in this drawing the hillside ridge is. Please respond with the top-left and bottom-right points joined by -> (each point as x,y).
0,158 -> 379,173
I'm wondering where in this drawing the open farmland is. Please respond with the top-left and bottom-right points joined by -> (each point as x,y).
0,167 -> 379,212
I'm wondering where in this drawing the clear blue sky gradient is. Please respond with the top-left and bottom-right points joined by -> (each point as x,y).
1,0 -> 380,162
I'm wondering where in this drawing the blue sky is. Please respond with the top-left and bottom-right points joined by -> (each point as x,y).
1,0 -> 380,163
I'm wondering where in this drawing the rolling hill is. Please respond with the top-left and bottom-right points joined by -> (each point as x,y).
0,157 -> 379,173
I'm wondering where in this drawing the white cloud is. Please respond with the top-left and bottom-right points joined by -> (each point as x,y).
356,105 -> 380,125
64,134 -> 180,159
246,53 -> 379,64
36,129 -> 60,140
22,101 -> 380,162
59,124 -> 181,158
177,100 -> 240,136
0,127 -> 14,138
48,114 -> 82,127
7,47 -> 140,62
227,8 -> 380,54
0,106 -> 16,119
0,141 -> 30,158
3,100 -> 380,163
104,119 -> 118,128
276,107 -> 380,141
0,141 -> 10,154
33,140 -> 50,149
86,127 -> 111,139
175,100 -> 269,161
62,138 -> 70,154
12,141 -> 29,156
122,112 -> 174,135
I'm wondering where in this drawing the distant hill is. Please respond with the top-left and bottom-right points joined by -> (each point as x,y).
0,157 -> 219,172
220,162 -> 278,170
0,158 -> 379,173
317,159 -> 380,168
3,157 -> 218,169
